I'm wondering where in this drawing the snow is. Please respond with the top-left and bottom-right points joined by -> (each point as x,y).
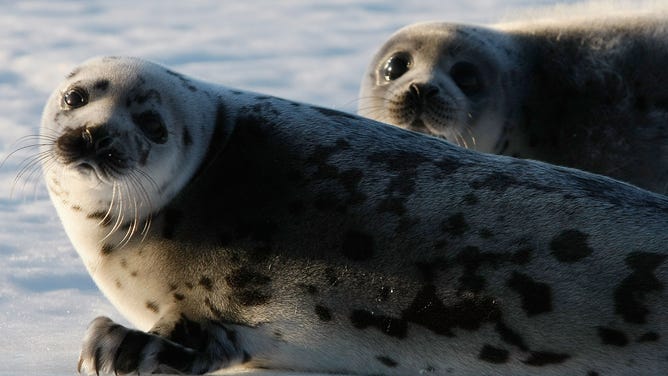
0,1 -> 583,375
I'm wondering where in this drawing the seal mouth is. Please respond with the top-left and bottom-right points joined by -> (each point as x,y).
72,160 -> 117,183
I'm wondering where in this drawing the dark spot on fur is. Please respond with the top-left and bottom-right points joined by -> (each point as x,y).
185,282 -> 194,289
127,88 -> 162,106
597,327 -> 629,347
298,283 -> 319,295
115,280 -> 122,289
101,243 -> 114,255
376,356 -> 398,368
402,284 -> 500,336
236,290 -> 271,306
130,271 -> 138,277
523,351 -> 570,366
165,69 -> 198,92
71,205 -> 82,212
462,193 -> 479,205
350,309 -> 407,339
457,246 -> 524,293
513,247 -> 533,265
377,197 -> 406,215
242,351 -> 252,364
94,80 -> 109,92
146,301 -> 160,313
226,268 -> 271,288
549,229 -> 593,263
433,157 -> 461,176
182,128 -> 192,147
87,211 -> 112,227
442,212 -> 468,236
368,150 -> 430,217
199,276 -> 213,291
588,372 -> 600,376
226,268 -> 272,307
162,209 -> 182,239
470,170 -> 557,194
638,332 -> 660,342
614,252 -> 666,324
173,293 -> 185,301
479,228 -> 494,239
315,305 -> 332,322
507,272 -> 552,316
341,230 -> 374,261
479,345 -> 509,364
495,321 -> 528,351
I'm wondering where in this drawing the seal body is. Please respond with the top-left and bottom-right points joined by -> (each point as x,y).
42,57 -> 668,375
358,16 -> 668,193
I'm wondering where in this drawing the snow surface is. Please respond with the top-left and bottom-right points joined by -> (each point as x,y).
0,0 -> 596,375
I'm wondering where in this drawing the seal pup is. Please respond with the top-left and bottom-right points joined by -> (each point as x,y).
358,15 -> 668,193
40,56 -> 668,375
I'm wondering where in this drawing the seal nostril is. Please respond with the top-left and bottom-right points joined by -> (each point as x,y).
409,83 -> 421,97
409,83 -> 439,100
81,128 -> 93,146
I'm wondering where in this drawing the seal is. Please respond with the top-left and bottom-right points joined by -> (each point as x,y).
358,16 -> 668,193
40,56 -> 668,375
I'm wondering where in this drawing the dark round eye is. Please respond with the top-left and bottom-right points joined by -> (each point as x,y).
449,62 -> 482,95
133,111 -> 168,144
382,53 -> 412,81
63,87 -> 89,108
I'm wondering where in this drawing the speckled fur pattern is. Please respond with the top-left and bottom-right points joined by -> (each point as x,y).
358,16 -> 668,194
41,57 -> 668,375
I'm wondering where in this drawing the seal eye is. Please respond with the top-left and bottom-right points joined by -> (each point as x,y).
63,87 -> 89,108
133,111 -> 168,144
382,53 -> 412,81
449,62 -> 482,95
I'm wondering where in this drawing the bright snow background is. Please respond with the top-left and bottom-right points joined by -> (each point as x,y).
4,0 -> 650,374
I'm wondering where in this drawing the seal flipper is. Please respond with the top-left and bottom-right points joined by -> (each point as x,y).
78,315 -> 242,374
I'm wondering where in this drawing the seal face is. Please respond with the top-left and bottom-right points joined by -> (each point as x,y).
358,18 -> 668,193
40,57 -> 668,375
358,22 -> 521,154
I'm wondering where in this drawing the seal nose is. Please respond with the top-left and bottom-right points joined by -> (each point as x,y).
56,125 -> 116,163
409,83 -> 439,100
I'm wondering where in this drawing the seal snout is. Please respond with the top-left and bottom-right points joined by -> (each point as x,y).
403,82 -> 442,125
56,125 -> 129,178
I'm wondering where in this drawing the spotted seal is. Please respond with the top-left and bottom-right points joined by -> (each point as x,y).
358,16 -> 668,193
40,56 -> 668,375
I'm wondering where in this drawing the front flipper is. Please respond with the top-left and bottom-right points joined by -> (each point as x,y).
78,316 -> 243,375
